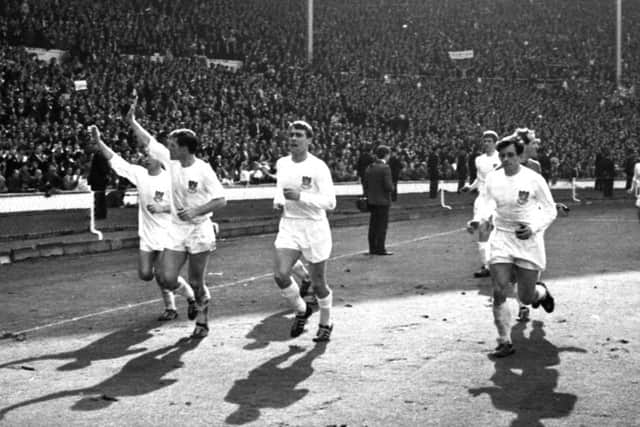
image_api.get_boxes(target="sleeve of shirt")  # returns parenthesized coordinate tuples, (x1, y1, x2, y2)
(148, 137, 170, 167)
(530, 173, 557, 234)
(477, 172, 495, 222)
(273, 159, 286, 207)
(109, 154, 140, 186)
(468, 157, 482, 190)
(202, 163, 225, 200)
(298, 161, 337, 211)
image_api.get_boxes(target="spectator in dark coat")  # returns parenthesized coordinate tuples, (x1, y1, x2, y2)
(538, 146, 552, 184)
(88, 149, 110, 219)
(624, 147, 637, 191)
(599, 148, 615, 198)
(363, 145, 394, 256)
(356, 142, 375, 196)
(456, 147, 468, 193)
(427, 147, 440, 198)
(388, 147, 403, 202)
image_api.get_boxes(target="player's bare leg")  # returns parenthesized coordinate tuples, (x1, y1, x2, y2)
(160, 250, 197, 326)
(308, 260, 333, 342)
(274, 248, 311, 337)
(489, 263, 516, 357)
(471, 221, 491, 278)
(292, 259, 315, 305)
(188, 251, 212, 338)
(139, 250, 178, 321)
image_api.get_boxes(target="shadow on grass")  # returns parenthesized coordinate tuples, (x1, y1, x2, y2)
(469, 320, 586, 427)
(225, 342, 327, 425)
(0, 324, 202, 420)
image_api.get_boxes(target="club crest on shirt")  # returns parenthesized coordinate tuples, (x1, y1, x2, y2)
(517, 190, 530, 205)
(188, 180, 198, 193)
(301, 176, 312, 189)
(153, 191, 164, 202)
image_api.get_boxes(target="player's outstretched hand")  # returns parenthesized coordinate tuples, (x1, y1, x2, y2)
(515, 223, 532, 240)
(87, 125, 100, 143)
(125, 96, 138, 123)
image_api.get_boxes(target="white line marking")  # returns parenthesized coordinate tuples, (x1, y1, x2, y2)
(11, 227, 465, 336)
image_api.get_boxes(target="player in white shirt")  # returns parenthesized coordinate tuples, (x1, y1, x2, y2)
(127, 102, 226, 339)
(627, 161, 640, 222)
(88, 125, 196, 321)
(482, 136, 557, 357)
(462, 130, 501, 278)
(273, 120, 337, 342)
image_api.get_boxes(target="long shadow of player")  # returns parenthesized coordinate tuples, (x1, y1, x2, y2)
(225, 342, 328, 425)
(469, 320, 586, 427)
(243, 310, 294, 350)
(0, 320, 157, 372)
(0, 336, 202, 420)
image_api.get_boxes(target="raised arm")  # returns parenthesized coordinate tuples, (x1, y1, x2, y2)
(125, 99, 153, 149)
(88, 125, 115, 161)
(88, 125, 139, 185)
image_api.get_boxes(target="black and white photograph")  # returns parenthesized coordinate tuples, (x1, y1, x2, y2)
(0, 1, 639, 426)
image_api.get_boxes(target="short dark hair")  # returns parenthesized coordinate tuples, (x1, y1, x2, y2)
(375, 145, 390, 159)
(289, 120, 313, 138)
(168, 129, 199, 153)
(496, 136, 524, 155)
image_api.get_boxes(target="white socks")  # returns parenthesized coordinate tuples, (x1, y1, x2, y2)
(534, 283, 547, 302)
(281, 279, 307, 313)
(317, 290, 333, 326)
(478, 241, 490, 267)
(161, 289, 176, 310)
(493, 301, 511, 344)
(175, 276, 195, 301)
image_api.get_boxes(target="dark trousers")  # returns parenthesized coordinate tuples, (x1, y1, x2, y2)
(602, 178, 614, 198)
(94, 190, 107, 219)
(429, 178, 439, 198)
(368, 204, 390, 254)
(391, 182, 398, 202)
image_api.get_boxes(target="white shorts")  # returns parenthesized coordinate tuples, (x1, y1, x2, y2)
(489, 227, 546, 271)
(164, 220, 216, 254)
(275, 218, 332, 263)
(140, 237, 165, 253)
(472, 192, 496, 223)
(635, 197, 640, 208)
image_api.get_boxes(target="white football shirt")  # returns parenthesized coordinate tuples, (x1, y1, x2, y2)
(485, 166, 556, 234)
(149, 138, 225, 224)
(274, 153, 336, 221)
(110, 154, 171, 242)
(471, 151, 500, 194)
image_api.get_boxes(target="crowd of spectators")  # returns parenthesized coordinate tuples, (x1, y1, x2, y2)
(1, 0, 639, 194)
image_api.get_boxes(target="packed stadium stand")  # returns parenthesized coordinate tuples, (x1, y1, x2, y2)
(1, 0, 638, 193)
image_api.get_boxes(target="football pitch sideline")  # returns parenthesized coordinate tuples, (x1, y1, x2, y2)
(1, 204, 639, 427)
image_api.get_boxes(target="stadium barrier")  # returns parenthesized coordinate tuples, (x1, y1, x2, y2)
(0, 179, 628, 239)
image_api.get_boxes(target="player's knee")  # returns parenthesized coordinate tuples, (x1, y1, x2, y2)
(138, 270, 154, 281)
(492, 289, 507, 305)
(274, 269, 292, 286)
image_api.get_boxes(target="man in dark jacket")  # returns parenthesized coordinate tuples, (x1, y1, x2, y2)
(388, 147, 403, 202)
(88, 147, 110, 219)
(364, 145, 394, 255)
(427, 147, 440, 198)
(356, 142, 375, 195)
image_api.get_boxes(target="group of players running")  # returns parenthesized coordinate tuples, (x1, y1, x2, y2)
(89, 100, 334, 342)
(89, 95, 569, 357)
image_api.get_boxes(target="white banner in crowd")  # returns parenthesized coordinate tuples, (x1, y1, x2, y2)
(74, 80, 88, 91)
(448, 50, 474, 60)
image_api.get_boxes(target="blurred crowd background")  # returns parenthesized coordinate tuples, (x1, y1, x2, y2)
(1, 0, 638, 194)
